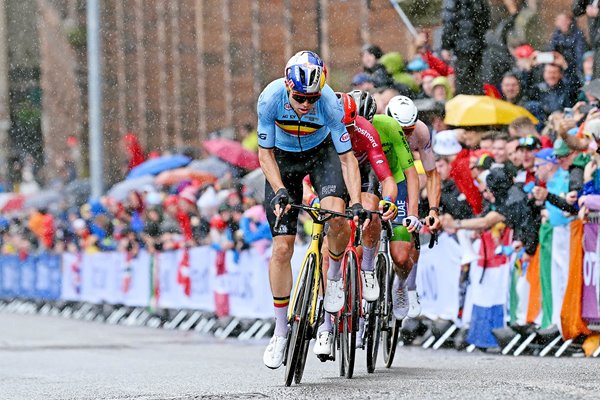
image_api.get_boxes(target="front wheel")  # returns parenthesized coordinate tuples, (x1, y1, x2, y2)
(284, 253, 316, 386)
(338, 251, 360, 379)
(365, 255, 386, 373)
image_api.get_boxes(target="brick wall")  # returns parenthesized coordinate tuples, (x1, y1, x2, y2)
(38, 0, 576, 183)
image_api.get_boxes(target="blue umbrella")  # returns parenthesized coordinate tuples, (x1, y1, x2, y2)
(108, 175, 155, 201)
(127, 154, 191, 180)
(188, 156, 234, 178)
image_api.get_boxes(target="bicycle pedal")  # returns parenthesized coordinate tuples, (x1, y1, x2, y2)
(317, 354, 330, 362)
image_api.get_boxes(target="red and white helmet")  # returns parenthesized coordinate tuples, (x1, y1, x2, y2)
(336, 92, 357, 126)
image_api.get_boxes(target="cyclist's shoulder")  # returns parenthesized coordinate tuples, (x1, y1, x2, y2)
(373, 114, 401, 131)
(258, 79, 287, 109)
(318, 84, 341, 109)
(408, 119, 432, 150)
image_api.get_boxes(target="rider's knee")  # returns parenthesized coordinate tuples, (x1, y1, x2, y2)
(271, 239, 294, 263)
(327, 216, 347, 233)
(391, 248, 410, 267)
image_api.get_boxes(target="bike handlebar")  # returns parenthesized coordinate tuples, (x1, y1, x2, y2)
(273, 203, 367, 232)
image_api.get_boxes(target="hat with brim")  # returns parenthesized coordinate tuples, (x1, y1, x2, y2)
(433, 130, 462, 156)
(552, 138, 571, 157)
(516, 135, 541, 150)
(534, 148, 558, 164)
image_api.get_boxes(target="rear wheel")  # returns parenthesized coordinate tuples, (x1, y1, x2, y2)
(284, 254, 315, 386)
(339, 251, 359, 379)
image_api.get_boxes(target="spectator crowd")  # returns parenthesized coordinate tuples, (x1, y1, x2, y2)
(3, 0, 600, 281)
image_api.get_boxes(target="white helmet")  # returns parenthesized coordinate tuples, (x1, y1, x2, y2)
(385, 95, 418, 127)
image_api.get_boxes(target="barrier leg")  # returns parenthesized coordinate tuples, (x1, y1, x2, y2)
(554, 339, 573, 357)
(513, 332, 537, 356)
(253, 321, 273, 340)
(501, 333, 522, 355)
(107, 307, 129, 325)
(238, 320, 264, 341)
(433, 324, 458, 350)
(164, 310, 188, 330)
(122, 308, 143, 326)
(466, 344, 477, 353)
(592, 344, 600, 358)
(178, 311, 203, 331)
(539, 335, 562, 357)
(215, 318, 240, 339)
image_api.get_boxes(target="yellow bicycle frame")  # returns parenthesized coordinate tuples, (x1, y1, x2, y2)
(287, 205, 324, 326)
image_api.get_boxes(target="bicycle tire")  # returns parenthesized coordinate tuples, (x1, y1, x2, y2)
(294, 263, 320, 384)
(365, 255, 386, 373)
(284, 253, 315, 386)
(381, 257, 400, 368)
(339, 251, 359, 379)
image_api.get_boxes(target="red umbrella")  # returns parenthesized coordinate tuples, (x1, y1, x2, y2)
(2, 194, 25, 213)
(202, 138, 260, 170)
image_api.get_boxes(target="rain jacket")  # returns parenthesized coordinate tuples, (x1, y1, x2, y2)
(486, 168, 539, 255)
(441, 0, 490, 55)
(379, 52, 419, 93)
(431, 76, 454, 100)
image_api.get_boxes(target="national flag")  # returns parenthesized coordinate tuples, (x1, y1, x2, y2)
(539, 222, 554, 328)
(466, 225, 512, 348)
(560, 220, 590, 339)
(526, 245, 542, 324)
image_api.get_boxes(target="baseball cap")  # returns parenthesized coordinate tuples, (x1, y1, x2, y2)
(534, 148, 558, 164)
(552, 138, 571, 157)
(517, 135, 542, 150)
(433, 130, 462, 156)
(351, 72, 373, 86)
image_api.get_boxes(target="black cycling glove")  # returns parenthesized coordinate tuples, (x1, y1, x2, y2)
(350, 202, 370, 224)
(270, 188, 291, 211)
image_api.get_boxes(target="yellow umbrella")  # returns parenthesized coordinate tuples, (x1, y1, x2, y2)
(444, 95, 538, 126)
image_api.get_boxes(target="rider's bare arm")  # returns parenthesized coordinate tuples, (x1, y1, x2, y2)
(258, 147, 285, 193)
(339, 151, 363, 206)
(404, 166, 420, 217)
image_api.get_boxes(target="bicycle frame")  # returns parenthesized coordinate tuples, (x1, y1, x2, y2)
(287, 206, 325, 326)
(340, 219, 363, 319)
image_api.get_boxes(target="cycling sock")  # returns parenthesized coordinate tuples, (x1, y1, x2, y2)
(327, 249, 344, 281)
(407, 264, 417, 291)
(361, 245, 376, 272)
(273, 296, 290, 337)
(318, 311, 334, 333)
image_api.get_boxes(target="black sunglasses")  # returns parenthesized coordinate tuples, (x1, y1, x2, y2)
(292, 93, 320, 104)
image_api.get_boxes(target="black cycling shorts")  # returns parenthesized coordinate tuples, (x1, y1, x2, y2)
(264, 136, 348, 237)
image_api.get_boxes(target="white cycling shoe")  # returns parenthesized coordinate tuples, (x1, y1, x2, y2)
(313, 331, 333, 356)
(361, 270, 380, 301)
(263, 335, 287, 369)
(324, 278, 345, 313)
(392, 278, 409, 320)
(407, 290, 422, 318)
